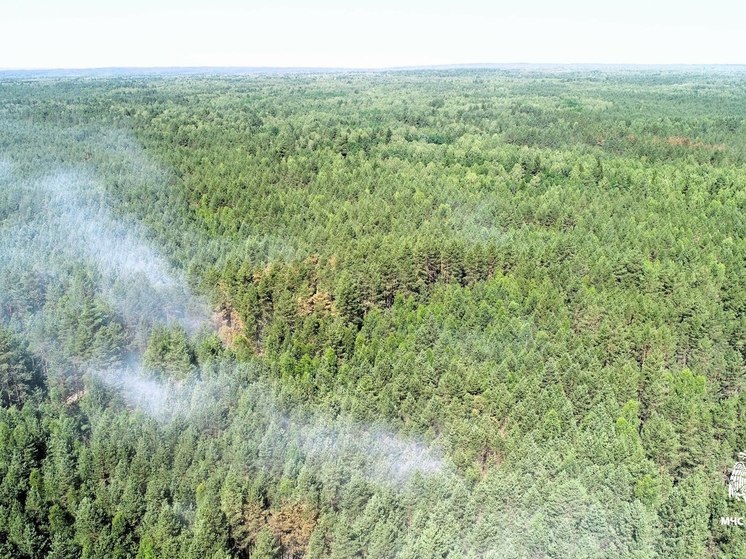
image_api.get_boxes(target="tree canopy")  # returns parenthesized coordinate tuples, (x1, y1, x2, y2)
(0, 68, 744, 558)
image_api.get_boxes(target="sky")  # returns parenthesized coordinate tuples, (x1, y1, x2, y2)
(1, 0, 745, 69)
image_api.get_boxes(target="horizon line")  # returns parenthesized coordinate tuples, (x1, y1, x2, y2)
(2, 62, 746, 75)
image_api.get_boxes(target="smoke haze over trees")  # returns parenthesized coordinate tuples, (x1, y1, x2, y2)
(0, 68, 744, 558)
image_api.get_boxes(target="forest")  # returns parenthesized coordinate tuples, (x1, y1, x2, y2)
(0, 67, 745, 558)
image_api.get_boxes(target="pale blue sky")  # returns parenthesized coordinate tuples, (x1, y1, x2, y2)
(1, 0, 744, 69)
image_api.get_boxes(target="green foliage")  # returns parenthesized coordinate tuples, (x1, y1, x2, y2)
(0, 328, 42, 407)
(253, 527, 281, 559)
(144, 327, 197, 379)
(0, 68, 745, 557)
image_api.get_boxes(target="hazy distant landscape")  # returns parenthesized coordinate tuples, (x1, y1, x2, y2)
(3, 63, 746, 78)
(0, 68, 745, 558)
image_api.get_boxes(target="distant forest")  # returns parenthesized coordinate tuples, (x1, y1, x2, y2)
(0, 69, 744, 558)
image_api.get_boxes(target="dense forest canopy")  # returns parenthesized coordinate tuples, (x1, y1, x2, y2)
(0, 68, 745, 558)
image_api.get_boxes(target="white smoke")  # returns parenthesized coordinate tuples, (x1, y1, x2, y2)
(296, 417, 446, 484)
(0, 166, 210, 335)
(91, 363, 446, 485)
(0, 133, 446, 490)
